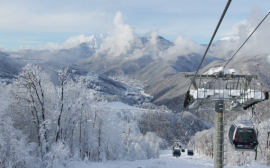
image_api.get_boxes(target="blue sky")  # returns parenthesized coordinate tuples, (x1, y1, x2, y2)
(0, 0, 270, 51)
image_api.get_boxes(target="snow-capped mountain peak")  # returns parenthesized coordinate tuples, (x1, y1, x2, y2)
(84, 34, 106, 50)
(220, 36, 239, 43)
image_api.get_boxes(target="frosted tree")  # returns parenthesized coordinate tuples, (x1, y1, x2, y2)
(11, 63, 56, 159)
(2, 63, 169, 166)
(0, 80, 37, 167)
(45, 142, 70, 168)
(54, 75, 95, 158)
(55, 68, 69, 142)
(189, 128, 214, 158)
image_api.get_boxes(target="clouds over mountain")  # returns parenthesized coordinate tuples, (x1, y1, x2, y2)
(8, 7, 269, 61)
(163, 35, 204, 59)
(38, 34, 105, 51)
(223, 7, 270, 57)
(5, 9, 270, 82)
(96, 11, 143, 58)
(92, 11, 205, 61)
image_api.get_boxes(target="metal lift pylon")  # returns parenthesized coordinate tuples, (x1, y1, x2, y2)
(184, 68, 269, 168)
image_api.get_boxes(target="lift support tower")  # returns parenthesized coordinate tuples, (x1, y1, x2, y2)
(184, 68, 269, 168)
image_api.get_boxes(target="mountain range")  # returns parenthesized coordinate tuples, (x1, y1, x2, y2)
(1, 34, 269, 117)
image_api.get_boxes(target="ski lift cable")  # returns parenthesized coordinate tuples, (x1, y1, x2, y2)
(187, 0, 232, 92)
(184, 120, 195, 136)
(183, 99, 215, 140)
(196, 127, 215, 142)
(223, 10, 270, 69)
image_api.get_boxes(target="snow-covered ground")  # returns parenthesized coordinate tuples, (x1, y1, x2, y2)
(108, 101, 147, 111)
(69, 150, 267, 168)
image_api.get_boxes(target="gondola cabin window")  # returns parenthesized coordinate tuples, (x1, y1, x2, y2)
(229, 125, 236, 142)
(235, 128, 256, 143)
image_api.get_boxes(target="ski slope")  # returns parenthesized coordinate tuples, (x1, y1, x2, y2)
(108, 101, 147, 111)
(70, 150, 267, 168)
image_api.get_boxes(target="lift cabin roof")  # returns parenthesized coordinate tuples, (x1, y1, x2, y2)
(236, 122, 254, 129)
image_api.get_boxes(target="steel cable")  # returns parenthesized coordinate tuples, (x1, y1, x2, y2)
(187, 0, 232, 91)
(223, 11, 270, 69)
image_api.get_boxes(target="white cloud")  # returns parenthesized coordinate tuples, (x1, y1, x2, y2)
(162, 34, 204, 59)
(7, 5, 269, 62)
(230, 8, 270, 57)
(96, 11, 143, 58)
(149, 31, 159, 46)
(213, 7, 270, 60)
(0, 45, 10, 52)
(18, 45, 35, 51)
(38, 34, 94, 50)
(95, 12, 204, 60)
(0, 3, 112, 33)
(222, 20, 247, 36)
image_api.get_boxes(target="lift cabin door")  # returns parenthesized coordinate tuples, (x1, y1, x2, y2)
(233, 128, 258, 151)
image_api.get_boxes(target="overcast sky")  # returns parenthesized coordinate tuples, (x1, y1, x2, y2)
(0, 0, 269, 51)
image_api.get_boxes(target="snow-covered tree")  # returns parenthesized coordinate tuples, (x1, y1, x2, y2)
(0, 80, 37, 168)
(1, 63, 169, 166)
(11, 63, 56, 159)
(55, 68, 69, 142)
(45, 141, 70, 168)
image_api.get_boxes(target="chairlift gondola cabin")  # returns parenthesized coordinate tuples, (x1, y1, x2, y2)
(187, 149, 194, 156)
(173, 147, 181, 157)
(228, 123, 258, 151)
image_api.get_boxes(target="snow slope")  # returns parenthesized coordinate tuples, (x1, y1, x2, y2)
(70, 150, 267, 168)
(108, 101, 147, 111)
